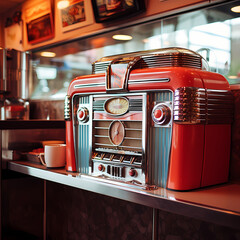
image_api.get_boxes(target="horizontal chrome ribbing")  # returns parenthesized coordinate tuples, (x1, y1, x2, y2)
(64, 95, 71, 121)
(93, 98, 142, 111)
(92, 48, 205, 74)
(173, 87, 233, 124)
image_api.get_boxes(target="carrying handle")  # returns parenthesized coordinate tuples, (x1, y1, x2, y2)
(39, 153, 46, 167)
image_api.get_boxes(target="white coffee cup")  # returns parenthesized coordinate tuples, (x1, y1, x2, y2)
(39, 144, 66, 168)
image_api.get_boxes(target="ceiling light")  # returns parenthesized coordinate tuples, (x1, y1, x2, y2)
(57, 0, 69, 9)
(228, 75, 238, 79)
(40, 52, 56, 57)
(112, 34, 133, 41)
(231, 6, 240, 13)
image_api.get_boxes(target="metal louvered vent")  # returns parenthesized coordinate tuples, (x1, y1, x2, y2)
(92, 61, 111, 74)
(173, 87, 233, 124)
(132, 54, 202, 70)
(92, 47, 206, 74)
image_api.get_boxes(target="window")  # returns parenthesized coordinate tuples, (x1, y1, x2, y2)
(31, 0, 240, 99)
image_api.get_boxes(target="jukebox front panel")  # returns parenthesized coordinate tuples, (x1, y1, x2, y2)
(73, 91, 173, 187)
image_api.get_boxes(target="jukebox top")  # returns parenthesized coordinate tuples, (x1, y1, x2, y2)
(92, 47, 209, 74)
(91, 47, 210, 92)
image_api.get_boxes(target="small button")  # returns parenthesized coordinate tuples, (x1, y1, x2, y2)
(154, 109, 162, 119)
(129, 168, 136, 177)
(78, 110, 85, 119)
(77, 107, 89, 122)
(152, 103, 171, 125)
(98, 164, 104, 172)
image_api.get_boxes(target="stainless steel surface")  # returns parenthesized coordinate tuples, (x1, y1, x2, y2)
(0, 49, 30, 99)
(0, 48, 7, 93)
(7, 161, 240, 230)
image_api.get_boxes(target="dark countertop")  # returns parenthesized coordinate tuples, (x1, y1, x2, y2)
(7, 160, 240, 230)
(0, 120, 65, 130)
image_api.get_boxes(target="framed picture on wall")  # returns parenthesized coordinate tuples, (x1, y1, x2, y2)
(59, 0, 94, 32)
(27, 14, 54, 44)
(91, 0, 145, 23)
(25, 0, 54, 44)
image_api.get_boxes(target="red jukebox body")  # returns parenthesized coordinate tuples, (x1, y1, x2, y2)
(65, 48, 233, 191)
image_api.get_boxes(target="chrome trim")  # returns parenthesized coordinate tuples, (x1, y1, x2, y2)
(64, 95, 71, 121)
(128, 78, 169, 84)
(142, 93, 148, 181)
(105, 56, 141, 92)
(89, 95, 93, 173)
(74, 83, 105, 89)
(173, 87, 233, 124)
(95, 147, 142, 156)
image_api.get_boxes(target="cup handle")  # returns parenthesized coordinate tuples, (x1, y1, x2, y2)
(39, 153, 46, 167)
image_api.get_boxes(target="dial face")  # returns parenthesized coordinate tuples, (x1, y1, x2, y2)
(109, 121, 125, 146)
(104, 97, 129, 116)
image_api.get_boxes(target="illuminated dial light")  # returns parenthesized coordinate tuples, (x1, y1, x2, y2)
(104, 97, 129, 115)
(109, 121, 125, 146)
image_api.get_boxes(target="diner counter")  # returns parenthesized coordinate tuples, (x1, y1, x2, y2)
(0, 120, 65, 130)
(7, 160, 240, 230)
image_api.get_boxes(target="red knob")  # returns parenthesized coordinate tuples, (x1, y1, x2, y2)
(78, 110, 85, 119)
(77, 107, 89, 122)
(129, 168, 136, 177)
(98, 164, 104, 171)
(154, 109, 162, 119)
(152, 104, 171, 125)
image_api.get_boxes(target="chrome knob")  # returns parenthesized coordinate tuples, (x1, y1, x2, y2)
(152, 103, 171, 125)
(77, 107, 89, 123)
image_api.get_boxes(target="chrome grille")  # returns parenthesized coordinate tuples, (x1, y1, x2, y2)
(93, 98, 142, 111)
(92, 47, 204, 74)
(173, 87, 233, 124)
(133, 54, 201, 70)
(92, 61, 111, 74)
(93, 120, 143, 154)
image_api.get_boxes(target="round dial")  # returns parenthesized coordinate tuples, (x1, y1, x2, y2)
(104, 97, 129, 116)
(109, 120, 125, 146)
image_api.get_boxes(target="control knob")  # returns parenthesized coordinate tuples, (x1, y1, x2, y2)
(129, 168, 136, 177)
(77, 107, 89, 123)
(98, 164, 104, 172)
(152, 103, 171, 125)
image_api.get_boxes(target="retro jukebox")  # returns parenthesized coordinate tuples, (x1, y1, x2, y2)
(65, 48, 233, 191)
